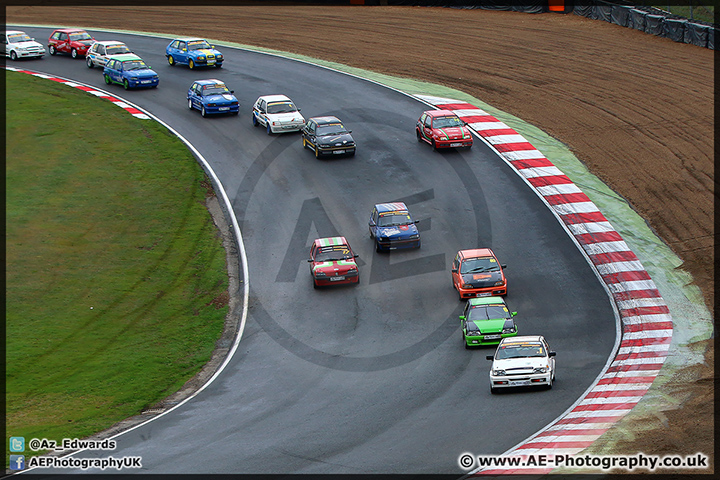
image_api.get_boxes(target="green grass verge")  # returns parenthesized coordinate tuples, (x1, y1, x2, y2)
(5, 71, 228, 456)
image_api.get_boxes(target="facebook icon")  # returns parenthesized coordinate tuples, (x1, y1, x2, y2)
(10, 455, 25, 470)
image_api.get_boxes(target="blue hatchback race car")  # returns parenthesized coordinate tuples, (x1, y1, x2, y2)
(102, 54, 158, 89)
(166, 37, 223, 69)
(187, 79, 239, 117)
(368, 202, 421, 252)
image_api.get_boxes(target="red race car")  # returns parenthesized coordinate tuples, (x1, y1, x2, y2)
(416, 109, 473, 149)
(308, 237, 359, 288)
(451, 248, 507, 300)
(48, 28, 96, 58)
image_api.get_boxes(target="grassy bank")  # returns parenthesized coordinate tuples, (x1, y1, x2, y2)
(5, 71, 229, 454)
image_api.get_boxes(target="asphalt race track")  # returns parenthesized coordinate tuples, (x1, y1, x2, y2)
(13, 26, 617, 474)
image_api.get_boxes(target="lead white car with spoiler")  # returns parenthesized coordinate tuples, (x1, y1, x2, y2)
(486, 335, 556, 393)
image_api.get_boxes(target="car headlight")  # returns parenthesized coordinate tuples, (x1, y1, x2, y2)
(197, 55, 206, 60)
(462, 283, 473, 289)
(493, 369, 506, 376)
(533, 367, 548, 374)
(502, 326, 516, 334)
(408, 234, 419, 240)
(494, 280, 505, 286)
(314, 271, 327, 277)
(348, 268, 358, 274)
(216, 54, 223, 60)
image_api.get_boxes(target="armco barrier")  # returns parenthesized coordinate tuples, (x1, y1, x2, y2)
(376, 1, 716, 50)
(573, 0, 715, 50)
(415, 95, 673, 475)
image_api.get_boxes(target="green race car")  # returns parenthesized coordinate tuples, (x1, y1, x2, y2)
(460, 296, 517, 349)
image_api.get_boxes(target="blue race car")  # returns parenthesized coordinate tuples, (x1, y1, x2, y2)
(102, 54, 158, 89)
(187, 79, 239, 117)
(368, 202, 421, 252)
(166, 37, 223, 69)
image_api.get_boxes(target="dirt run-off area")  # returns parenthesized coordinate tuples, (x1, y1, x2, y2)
(6, 4, 714, 473)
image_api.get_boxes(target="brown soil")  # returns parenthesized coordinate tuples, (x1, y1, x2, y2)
(7, 4, 714, 472)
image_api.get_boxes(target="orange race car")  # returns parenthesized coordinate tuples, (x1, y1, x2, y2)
(451, 248, 507, 300)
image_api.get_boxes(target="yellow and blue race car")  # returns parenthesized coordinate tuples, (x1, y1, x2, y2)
(166, 37, 223, 69)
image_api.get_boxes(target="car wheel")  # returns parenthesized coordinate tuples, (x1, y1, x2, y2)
(302, 138, 307, 149)
(215, 63, 222, 68)
(123, 79, 130, 90)
(201, 106, 207, 118)
(188, 98, 193, 110)
(49, 45, 56, 55)
(252, 114, 258, 126)
(350, 149, 356, 157)
(431, 138, 438, 150)
(167, 55, 175, 66)
(490, 386, 497, 394)
(313, 279, 319, 289)
(547, 377, 553, 390)
(104, 74, 111, 85)
(416, 129, 422, 142)
(315, 146, 321, 158)
(375, 241, 382, 253)
(71, 48, 78, 59)
(267, 122, 272, 135)
(10, 51, 18, 61)
(86, 56, 93, 68)
(188, 59, 195, 69)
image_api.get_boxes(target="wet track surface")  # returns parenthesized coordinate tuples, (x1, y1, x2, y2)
(13, 26, 617, 474)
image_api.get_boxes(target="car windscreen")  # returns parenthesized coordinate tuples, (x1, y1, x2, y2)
(69, 32, 93, 41)
(202, 85, 230, 95)
(122, 60, 148, 71)
(8, 33, 32, 42)
(266, 102, 297, 114)
(377, 213, 412, 227)
(187, 40, 211, 50)
(106, 45, 131, 55)
(460, 256, 500, 274)
(316, 123, 347, 136)
(433, 116, 464, 129)
(495, 344, 546, 360)
(314, 246, 353, 262)
(468, 305, 509, 321)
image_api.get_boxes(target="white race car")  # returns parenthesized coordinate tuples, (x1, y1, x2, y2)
(252, 94, 305, 134)
(4, 30, 45, 60)
(86, 41, 132, 68)
(486, 335, 556, 393)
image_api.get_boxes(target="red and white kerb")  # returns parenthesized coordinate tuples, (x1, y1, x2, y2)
(5, 66, 151, 120)
(415, 95, 673, 474)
